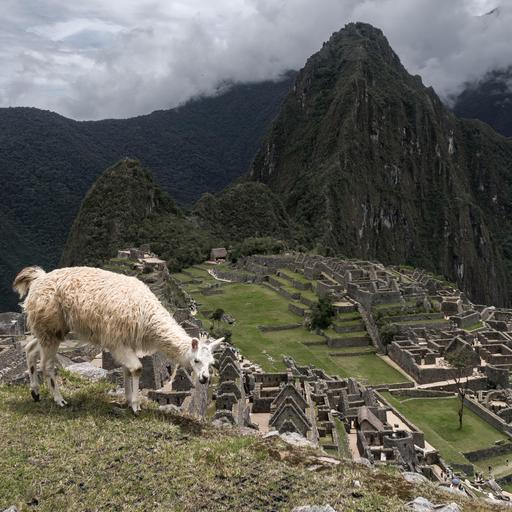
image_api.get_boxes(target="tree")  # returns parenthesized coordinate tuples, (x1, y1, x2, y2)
(210, 308, 225, 328)
(310, 297, 335, 331)
(380, 323, 400, 347)
(444, 349, 475, 430)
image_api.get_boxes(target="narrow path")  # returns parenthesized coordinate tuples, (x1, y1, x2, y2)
(207, 268, 232, 283)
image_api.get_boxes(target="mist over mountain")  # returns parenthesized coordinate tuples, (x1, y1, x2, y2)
(454, 67, 512, 138)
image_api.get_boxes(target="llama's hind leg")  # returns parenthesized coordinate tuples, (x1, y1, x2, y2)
(112, 348, 142, 415)
(25, 337, 41, 401)
(40, 341, 67, 407)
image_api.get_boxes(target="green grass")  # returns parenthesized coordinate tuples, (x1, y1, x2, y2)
(472, 450, 512, 478)
(332, 318, 363, 327)
(391, 318, 449, 327)
(329, 346, 376, 354)
(298, 288, 318, 302)
(277, 268, 312, 284)
(465, 321, 484, 332)
(335, 418, 351, 458)
(265, 327, 324, 344)
(192, 281, 406, 384)
(335, 311, 361, 321)
(381, 393, 508, 466)
(0, 379, 428, 512)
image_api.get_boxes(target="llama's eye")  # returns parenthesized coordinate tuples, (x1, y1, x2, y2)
(194, 359, 200, 364)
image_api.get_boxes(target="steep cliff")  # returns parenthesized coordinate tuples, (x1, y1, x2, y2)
(250, 22, 512, 306)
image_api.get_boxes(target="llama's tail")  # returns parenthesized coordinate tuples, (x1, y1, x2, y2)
(13, 266, 46, 299)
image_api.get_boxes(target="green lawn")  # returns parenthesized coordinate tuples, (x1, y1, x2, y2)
(336, 311, 361, 321)
(465, 321, 484, 332)
(381, 393, 508, 465)
(277, 268, 312, 284)
(183, 275, 407, 384)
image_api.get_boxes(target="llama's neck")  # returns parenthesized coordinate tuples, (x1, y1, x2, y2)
(150, 312, 192, 365)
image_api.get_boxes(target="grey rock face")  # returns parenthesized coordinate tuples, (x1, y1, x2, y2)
(67, 362, 108, 381)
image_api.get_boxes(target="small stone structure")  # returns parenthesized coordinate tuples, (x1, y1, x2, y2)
(0, 312, 25, 336)
(210, 248, 227, 261)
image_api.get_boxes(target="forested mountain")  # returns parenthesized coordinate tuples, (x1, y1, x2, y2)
(249, 23, 512, 306)
(0, 76, 293, 310)
(61, 159, 217, 270)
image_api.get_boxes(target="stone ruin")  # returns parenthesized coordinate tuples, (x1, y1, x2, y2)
(0, 312, 25, 336)
(0, 337, 26, 384)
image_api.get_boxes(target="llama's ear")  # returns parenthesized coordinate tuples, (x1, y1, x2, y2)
(209, 337, 225, 351)
(191, 337, 199, 351)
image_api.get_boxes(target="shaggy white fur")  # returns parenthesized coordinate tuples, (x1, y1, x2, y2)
(13, 266, 223, 413)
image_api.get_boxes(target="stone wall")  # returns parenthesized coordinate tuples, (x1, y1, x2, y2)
(371, 382, 415, 391)
(463, 442, 512, 462)
(258, 323, 302, 332)
(214, 270, 256, 283)
(390, 389, 454, 398)
(375, 391, 425, 448)
(359, 305, 385, 352)
(326, 336, 370, 348)
(288, 302, 307, 317)
(464, 397, 512, 437)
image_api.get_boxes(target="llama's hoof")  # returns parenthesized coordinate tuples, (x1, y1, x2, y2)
(131, 404, 141, 416)
(31, 390, 40, 402)
(55, 398, 68, 407)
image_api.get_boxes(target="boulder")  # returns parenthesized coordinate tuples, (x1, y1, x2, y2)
(403, 472, 428, 484)
(66, 362, 108, 381)
(407, 497, 433, 511)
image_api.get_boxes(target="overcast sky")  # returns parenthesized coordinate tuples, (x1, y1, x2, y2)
(1, 0, 510, 120)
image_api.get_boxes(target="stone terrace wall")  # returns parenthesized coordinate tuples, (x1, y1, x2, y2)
(463, 442, 512, 462)
(464, 397, 512, 437)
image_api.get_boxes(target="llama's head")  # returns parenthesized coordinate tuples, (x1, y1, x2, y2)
(187, 336, 224, 384)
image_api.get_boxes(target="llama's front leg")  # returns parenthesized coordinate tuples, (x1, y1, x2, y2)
(169, 364, 179, 391)
(112, 349, 142, 415)
(25, 337, 41, 401)
(123, 366, 133, 407)
(40, 342, 67, 407)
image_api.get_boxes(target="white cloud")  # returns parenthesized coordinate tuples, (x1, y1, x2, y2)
(0, 0, 510, 119)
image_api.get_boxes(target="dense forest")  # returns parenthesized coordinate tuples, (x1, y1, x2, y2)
(0, 76, 294, 310)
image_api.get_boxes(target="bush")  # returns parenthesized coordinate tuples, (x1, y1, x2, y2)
(380, 323, 400, 347)
(310, 297, 335, 330)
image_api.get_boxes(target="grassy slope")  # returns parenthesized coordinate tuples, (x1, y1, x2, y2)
(0, 377, 500, 511)
(1, 377, 428, 512)
(181, 266, 406, 384)
(382, 393, 507, 465)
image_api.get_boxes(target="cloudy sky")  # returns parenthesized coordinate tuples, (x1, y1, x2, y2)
(1, 0, 510, 120)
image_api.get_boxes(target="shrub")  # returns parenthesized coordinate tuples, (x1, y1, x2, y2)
(310, 297, 335, 330)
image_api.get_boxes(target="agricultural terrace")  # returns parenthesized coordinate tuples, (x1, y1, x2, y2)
(174, 264, 407, 385)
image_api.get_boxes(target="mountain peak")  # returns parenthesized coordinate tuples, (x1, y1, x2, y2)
(250, 23, 512, 306)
